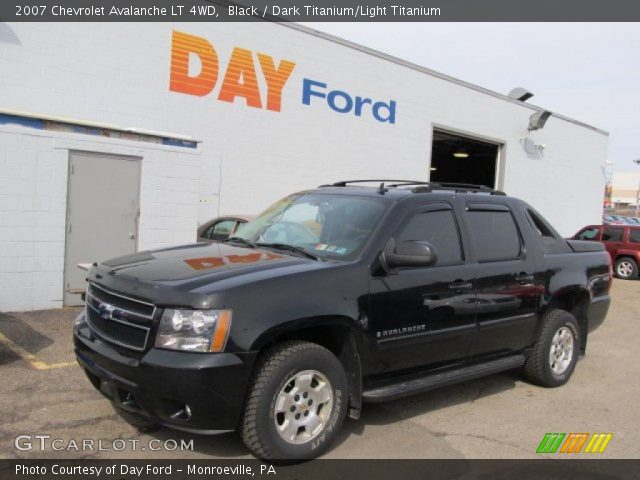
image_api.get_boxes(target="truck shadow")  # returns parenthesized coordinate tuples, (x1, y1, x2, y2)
(144, 428, 249, 458)
(336, 369, 521, 445)
(135, 369, 520, 458)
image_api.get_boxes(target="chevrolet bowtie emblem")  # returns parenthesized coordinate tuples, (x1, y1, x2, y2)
(98, 303, 117, 320)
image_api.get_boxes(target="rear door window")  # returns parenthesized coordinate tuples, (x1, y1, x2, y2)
(629, 229, 640, 244)
(602, 227, 624, 242)
(466, 206, 522, 262)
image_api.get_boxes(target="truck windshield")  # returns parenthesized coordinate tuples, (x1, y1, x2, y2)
(232, 193, 386, 259)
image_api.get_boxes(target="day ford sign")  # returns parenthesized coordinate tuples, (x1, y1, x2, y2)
(169, 30, 397, 124)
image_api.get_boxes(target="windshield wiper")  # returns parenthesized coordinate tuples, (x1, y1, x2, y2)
(256, 243, 319, 260)
(223, 237, 256, 248)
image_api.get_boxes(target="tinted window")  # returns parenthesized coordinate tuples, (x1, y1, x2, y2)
(212, 220, 236, 236)
(602, 228, 623, 242)
(527, 209, 556, 239)
(526, 209, 570, 254)
(203, 224, 216, 238)
(577, 227, 600, 241)
(396, 209, 462, 265)
(630, 229, 640, 244)
(467, 210, 521, 262)
(204, 220, 236, 240)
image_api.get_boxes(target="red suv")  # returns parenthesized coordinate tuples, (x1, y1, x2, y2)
(574, 225, 640, 279)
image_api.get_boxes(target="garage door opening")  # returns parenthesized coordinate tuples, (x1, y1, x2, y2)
(429, 130, 500, 188)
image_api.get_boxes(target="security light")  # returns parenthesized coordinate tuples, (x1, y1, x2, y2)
(508, 87, 534, 102)
(522, 138, 538, 155)
(528, 110, 552, 131)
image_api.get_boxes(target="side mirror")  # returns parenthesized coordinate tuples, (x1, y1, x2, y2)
(384, 240, 437, 269)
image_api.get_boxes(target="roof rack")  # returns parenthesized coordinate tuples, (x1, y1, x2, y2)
(321, 180, 506, 196)
(425, 182, 507, 196)
(327, 180, 429, 187)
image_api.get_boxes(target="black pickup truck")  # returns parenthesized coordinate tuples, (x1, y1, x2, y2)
(74, 180, 611, 460)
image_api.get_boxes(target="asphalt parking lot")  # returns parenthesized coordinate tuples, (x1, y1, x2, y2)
(0, 279, 638, 460)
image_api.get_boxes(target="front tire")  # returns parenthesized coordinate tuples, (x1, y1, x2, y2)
(524, 309, 580, 387)
(240, 341, 347, 461)
(615, 257, 638, 280)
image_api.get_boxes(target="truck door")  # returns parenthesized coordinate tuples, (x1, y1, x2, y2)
(602, 226, 625, 260)
(368, 202, 476, 374)
(464, 203, 541, 358)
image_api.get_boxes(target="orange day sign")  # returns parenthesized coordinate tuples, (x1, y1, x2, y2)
(169, 30, 296, 112)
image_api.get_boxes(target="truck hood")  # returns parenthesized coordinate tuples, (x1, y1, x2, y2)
(99, 242, 314, 282)
(88, 242, 327, 306)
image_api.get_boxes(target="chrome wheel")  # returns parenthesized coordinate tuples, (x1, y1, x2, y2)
(549, 326, 574, 375)
(273, 370, 333, 445)
(617, 261, 634, 278)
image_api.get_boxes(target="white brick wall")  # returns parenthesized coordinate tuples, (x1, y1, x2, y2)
(0, 22, 608, 310)
(0, 125, 202, 311)
(0, 130, 64, 310)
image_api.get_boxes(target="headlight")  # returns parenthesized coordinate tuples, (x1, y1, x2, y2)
(155, 309, 232, 353)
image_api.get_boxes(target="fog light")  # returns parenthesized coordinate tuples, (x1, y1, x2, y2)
(170, 404, 192, 421)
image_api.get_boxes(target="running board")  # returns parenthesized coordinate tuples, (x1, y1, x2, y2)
(362, 355, 525, 403)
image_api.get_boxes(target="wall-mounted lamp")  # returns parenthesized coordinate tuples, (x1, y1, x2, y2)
(528, 109, 552, 131)
(508, 87, 534, 102)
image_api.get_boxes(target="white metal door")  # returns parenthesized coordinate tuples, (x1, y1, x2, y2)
(64, 152, 140, 305)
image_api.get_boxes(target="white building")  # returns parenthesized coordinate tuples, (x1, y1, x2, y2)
(611, 172, 640, 207)
(0, 22, 609, 311)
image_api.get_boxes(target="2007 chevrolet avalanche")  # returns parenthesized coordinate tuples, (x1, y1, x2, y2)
(74, 180, 611, 460)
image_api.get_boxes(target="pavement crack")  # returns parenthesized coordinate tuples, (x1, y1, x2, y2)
(441, 431, 531, 453)
(40, 414, 118, 430)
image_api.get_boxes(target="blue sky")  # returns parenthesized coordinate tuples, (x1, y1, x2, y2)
(302, 23, 640, 172)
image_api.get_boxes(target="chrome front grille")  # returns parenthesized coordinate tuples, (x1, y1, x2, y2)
(85, 283, 156, 351)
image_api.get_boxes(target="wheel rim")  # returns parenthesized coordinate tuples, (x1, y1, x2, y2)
(549, 326, 574, 375)
(617, 261, 634, 278)
(273, 370, 333, 445)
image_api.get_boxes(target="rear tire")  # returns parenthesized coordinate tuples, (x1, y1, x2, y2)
(524, 309, 580, 387)
(615, 257, 638, 280)
(240, 341, 347, 461)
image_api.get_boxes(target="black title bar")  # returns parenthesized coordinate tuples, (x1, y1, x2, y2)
(2, 459, 640, 480)
(1, 0, 640, 22)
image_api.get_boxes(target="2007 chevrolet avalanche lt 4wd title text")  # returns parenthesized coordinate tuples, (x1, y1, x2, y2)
(73, 180, 612, 460)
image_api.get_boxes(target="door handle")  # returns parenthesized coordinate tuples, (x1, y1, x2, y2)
(515, 273, 534, 284)
(449, 281, 473, 291)
(129, 233, 136, 239)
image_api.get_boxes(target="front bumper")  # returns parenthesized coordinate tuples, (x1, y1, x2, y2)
(74, 312, 257, 433)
